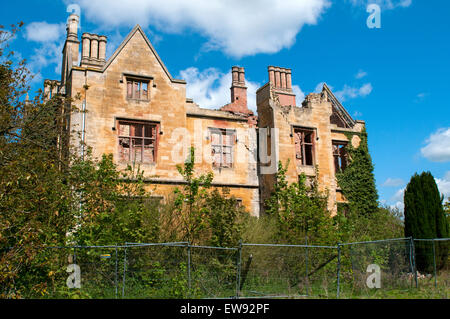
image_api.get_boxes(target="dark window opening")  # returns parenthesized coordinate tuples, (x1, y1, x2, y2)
(294, 128, 315, 166)
(333, 142, 348, 173)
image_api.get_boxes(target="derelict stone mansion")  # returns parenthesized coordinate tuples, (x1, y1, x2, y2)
(44, 14, 366, 217)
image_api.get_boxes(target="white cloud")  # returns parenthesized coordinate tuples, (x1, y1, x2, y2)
(335, 83, 372, 101)
(414, 92, 427, 103)
(391, 187, 405, 202)
(383, 177, 405, 187)
(389, 187, 405, 212)
(25, 22, 65, 43)
(420, 128, 450, 162)
(23, 21, 66, 79)
(355, 69, 367, 79)
(348, 0, 412, 10)
(314, 82, 326, 93)
(390, 201, 405, 212)
(70, 0, 331, 58)
(179, 67, 260, 113)
(436, 171, 450, 201)
(292, 85, 306, 103)
(359, 83, 373, 95)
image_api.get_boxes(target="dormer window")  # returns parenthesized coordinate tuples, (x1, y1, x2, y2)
(126, 78, 150, 101)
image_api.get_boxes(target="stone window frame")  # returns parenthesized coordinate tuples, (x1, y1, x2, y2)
(209, 128, 237, 169)
(117, 118, 160, 164)
(293, 127, 316, 167)
(332, 140, 348, 173)
(122, 73, 153, 102)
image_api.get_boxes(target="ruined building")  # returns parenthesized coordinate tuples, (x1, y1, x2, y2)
(45, 14, 367, 217)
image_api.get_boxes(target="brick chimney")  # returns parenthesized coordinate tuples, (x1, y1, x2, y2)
(267, 65, 296, 106)
(221, 66, 251, 115)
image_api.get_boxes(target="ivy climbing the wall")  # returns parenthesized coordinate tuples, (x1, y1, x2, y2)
(336, 129, 379, 216)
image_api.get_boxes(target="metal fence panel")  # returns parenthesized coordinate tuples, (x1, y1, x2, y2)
(414, 239, 449, 297)
(122, 244, 187, 298)
(188, 246, 238, 298)
(239, 244, 338, 298)
(2, 237, 448, 299)
(338, 238, 415, 298)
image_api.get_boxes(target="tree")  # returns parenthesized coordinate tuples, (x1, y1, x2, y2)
(173, 147, 214, 245)
(404, 172, 449, 271)
(69, 152, 160, 246)
(0, 23, 79, 298)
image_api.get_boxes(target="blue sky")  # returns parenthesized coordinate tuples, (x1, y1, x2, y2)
(2, 0, 449, 210)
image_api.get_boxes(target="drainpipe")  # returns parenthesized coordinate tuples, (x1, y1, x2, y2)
(81, 69, 88, 160)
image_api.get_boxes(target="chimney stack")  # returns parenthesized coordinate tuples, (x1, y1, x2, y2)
(66, 14, 79, 41)
(221, 66, 250, 115)
(81, 33, 108, 68)
(267, 65, 296, 106)
(230, 66, 247, 109)
(61, 14, 80, 84)
(268, 66, 293, 92)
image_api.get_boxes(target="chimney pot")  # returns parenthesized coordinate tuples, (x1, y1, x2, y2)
(286, 69, 292, 90)
(66, 14, 79, 40)
(98, 35, 107, 62)
(280, 68, 287, 90)
(90, 35, 99, 60)
(274, 67, 281, 89)
(238, 67, 245, 84)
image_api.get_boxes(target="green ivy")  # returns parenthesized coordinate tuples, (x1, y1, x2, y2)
(335, 129, 378, 216)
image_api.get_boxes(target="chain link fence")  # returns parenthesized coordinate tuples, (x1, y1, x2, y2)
(238, 243, 338, 298)
(338, 238, 416, 298)
(1, 237, 448, 299)
(413, 239, 449, 294)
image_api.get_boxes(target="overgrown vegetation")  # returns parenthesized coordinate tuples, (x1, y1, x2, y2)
(264, 160, 336, 245)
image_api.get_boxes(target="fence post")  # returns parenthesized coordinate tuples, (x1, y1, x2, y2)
(305, 236, 309, 296)
(432, 239, 437, 288)
(236, 240, 242, 299)
(337, 243, 341, 299)
(115, 245, 118, 299)
(187, 242, 191, 297)
(122, 246, 127, 298)
(410, 237, 418, 288)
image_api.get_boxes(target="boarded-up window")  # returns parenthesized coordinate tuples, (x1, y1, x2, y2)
(210, 128, 236, 168)
(126, 79, 150, 100)
(294, 128, 315, 166)
(333, 141, 348, 173)
(118, 120, 158, 163)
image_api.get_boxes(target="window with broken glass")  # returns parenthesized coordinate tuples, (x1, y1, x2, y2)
(210, 128, 236, 168)
(126, 79, 149, 100)
(294, 128, 315, 166)
(333, 141, 348, 173)
(118, 120, 158, 163)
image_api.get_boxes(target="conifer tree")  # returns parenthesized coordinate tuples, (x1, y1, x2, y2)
(404, 172, 449, 271)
